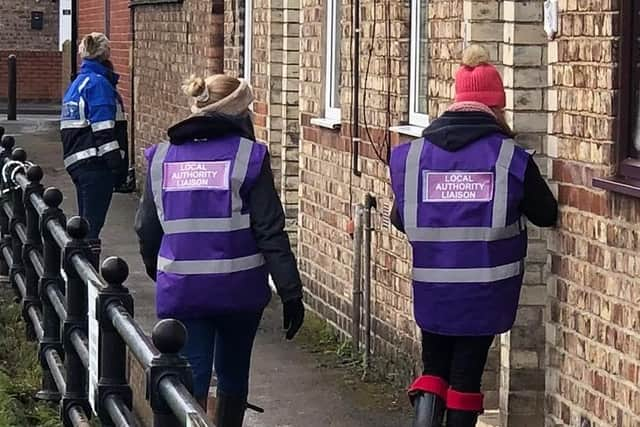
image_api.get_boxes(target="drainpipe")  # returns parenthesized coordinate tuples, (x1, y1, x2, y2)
(351, 0, 361, 176)
(351, 205, 364, 351)
(362, 194, 376, 378)
(70, 0, 78, 80)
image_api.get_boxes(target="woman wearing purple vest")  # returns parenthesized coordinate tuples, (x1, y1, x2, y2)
(389, 46, 557, 427)
(135, 75, 304, 426)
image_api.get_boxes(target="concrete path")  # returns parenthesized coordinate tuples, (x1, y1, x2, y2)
(9, 125, 411, 427)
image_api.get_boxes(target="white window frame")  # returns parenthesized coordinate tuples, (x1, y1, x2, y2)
(409, 0, 429, 127)
(323, 0, 341, 122)
(243, 0, 252, 83)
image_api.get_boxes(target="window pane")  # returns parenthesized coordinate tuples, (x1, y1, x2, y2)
(632, 4, 640, 154)
(332, 2, 341, 108)
(415, 0, 429, 115)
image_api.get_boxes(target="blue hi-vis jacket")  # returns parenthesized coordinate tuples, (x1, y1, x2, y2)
(60, 60, 128, 178)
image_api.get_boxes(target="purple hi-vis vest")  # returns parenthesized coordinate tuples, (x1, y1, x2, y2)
(146, 137, 271, 319)
(390, 134, 530, 336)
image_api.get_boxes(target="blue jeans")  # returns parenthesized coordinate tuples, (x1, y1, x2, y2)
(180, 312, 263, 399)
(71, 167, 114, 239)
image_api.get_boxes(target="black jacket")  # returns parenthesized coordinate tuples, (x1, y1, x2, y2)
(391, 111, 558, 231)
(134, 113, 303, 303)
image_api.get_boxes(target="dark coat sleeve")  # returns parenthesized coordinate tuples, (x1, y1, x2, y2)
(134, 172, 163, 280)
(249, 155, 303, 303)
(519, 157, 558, 227)
(390, 201, 405, 233)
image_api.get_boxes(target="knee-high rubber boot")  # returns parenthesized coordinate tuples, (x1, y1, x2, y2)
(445, 389, 483, 427)
(214, 390, 246, 427)
(408, 376, 449, 427)
(413, 392, 446, 427)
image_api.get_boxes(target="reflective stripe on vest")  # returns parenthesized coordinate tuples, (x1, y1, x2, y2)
(150, 138, 254, 234)
(157, 253, 265, 275)
(63, 140, 121, 168)
(413, 260, 523, 283)
(403, 138, 520, 242)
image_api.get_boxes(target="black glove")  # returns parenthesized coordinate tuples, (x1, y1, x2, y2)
(282, 298, 305, 340)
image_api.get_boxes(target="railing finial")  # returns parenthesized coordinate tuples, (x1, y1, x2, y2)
(11, 147, 27, 162)
(101, 256, 129, 288)
(152, 319, 187, 355)
(66, 216, 89, 240)
(43, 187, 63, 208)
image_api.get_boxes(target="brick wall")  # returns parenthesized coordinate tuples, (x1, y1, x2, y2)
(77, 0, 132, 112)
(546, 1, 640, 426)
(224, 0, 300, 243)
(132, 1, 224, 175)
(0, 0, 58, 51)
(0, 0, 60, 102)
(0, 51, 62, 102)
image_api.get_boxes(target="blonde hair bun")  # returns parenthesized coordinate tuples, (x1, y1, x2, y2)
(462, 45, 490, 68)
(79, 32, 110, 61)
(183, 75, 207, 98)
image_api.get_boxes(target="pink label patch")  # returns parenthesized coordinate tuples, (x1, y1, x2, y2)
(163, 161, 230, 192)
(423, 171, 494, 203)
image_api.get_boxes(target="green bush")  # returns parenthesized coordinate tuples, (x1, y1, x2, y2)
(0, 289, 60, 426)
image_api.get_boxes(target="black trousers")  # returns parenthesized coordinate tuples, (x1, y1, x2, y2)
(421, 331, 494, 393)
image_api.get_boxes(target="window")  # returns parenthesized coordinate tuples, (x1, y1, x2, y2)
(409, 0, 429, 127)
(593, 1, 640, 195)
(323, 0, 341, 122)
(243, 0, 252, 83)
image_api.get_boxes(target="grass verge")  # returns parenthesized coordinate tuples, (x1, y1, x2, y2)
(295, 310, 414, 416)
(0, 287, 61, 426)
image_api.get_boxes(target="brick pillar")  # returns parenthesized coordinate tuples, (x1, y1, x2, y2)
(462, 0, 505, 411)
(267, 0, 300, 245)
(500, 1, 547, 426)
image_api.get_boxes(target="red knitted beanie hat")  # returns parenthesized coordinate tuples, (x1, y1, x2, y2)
(454, 45, 506, 108)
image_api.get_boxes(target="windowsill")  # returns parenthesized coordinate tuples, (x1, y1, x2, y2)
(389, 124, 425, 138)
(593, 175, 640, 198)
(310, 117, 341, 130)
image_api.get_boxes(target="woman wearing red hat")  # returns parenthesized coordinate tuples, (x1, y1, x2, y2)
(389, 45, 558, 426)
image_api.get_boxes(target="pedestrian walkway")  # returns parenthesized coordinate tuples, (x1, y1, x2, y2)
(13, 125, 411, 427)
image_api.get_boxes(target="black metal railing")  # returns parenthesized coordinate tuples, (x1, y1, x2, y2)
(0, 135, 214, 427)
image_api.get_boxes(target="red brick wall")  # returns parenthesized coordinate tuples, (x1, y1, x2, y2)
(77, 0, 131, 113)
(546, 1, 640, 425)
(0, 51, 62, 102)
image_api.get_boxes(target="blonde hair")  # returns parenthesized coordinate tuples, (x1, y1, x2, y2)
(182, 74, 253, 116)
(461, 45, 490, 68)
(79, 32, 110, 61)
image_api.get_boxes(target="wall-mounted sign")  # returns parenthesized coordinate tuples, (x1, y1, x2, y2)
(63, 9, 71, 15)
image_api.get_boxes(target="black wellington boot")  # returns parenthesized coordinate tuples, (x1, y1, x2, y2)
(413, 392, 446, 427)
(214, 390, 247, 427)
(445, 409, 478, 427)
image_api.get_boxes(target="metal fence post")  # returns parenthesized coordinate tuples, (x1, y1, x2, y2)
(37, 186, 66, 402)
(95, 256, 133, 425)
(22, 166, 44, 344)
(61, 216, 93, 426)
(148, 319, 194, 427)
(7, 55, 17, 121)
(9, 148, 28, 330)
(0, 136, 14, 281)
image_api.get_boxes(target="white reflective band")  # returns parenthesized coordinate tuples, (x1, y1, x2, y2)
(413, 260, 523, 283)
(403, 139, 424, 229)
(98, 141, 120, 156)
(492, 140, 515, 227)
(78, 77, 91, 92)
(91, 120, 116, 132)
(157, 253, 265, 275)
(151, 143, 171, 222)
(231, 138, 253, 214)
(60, 119, 89, 130)
(63, 148, 98, 168)
(406, 220, 522, 242)
(163, 214, 250, 234)
(150, 138, 256, 234)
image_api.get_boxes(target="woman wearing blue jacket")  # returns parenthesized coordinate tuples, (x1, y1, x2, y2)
(60, 33, 128, 241)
